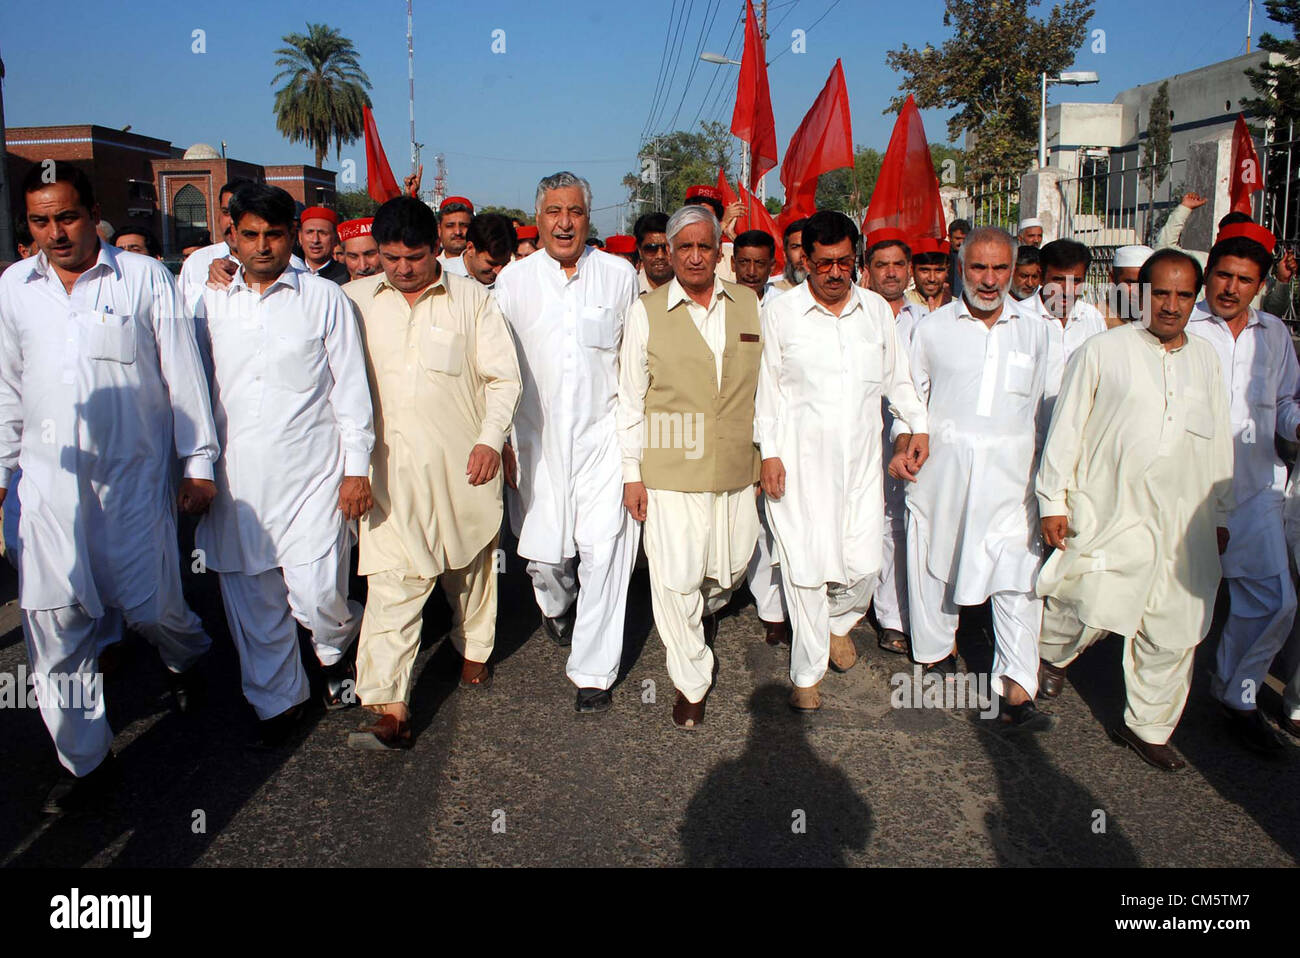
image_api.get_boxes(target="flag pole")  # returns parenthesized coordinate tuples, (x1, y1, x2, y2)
(407, 0, 417, 174)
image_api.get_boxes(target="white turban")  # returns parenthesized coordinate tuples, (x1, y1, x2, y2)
(1113, 245, 1154, 269)
(1018, 217, 1043, 232)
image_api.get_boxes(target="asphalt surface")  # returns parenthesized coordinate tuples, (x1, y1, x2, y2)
(0, 525, 1298, 868)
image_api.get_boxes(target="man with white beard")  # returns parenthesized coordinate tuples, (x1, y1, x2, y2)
(904, 226, 1051, 728)
(494, 172, 640, 714)
(758, 212, 929, 710)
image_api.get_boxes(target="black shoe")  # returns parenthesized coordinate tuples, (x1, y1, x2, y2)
(575, 687, 612, 714)
(703, 613, 719, 646)
(321, 644, 358, 711)
(997, 695, 1054, 731)
(542, 607, 576, 648)
(247, 703, 306, 751)
(165, 660, 206, 715)
(1109, 724, 1186, 771)
(1222, 705, 1286, 756)
(922, 653, 959, 681)
(42, 752, 118, 815)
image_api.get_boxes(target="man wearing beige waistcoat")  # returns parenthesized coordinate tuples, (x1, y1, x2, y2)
(344, 196, 521, 750)
(618, 205, 763, 730)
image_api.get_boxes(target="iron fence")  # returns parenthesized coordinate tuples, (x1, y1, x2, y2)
(1056, 155, 1188, 248)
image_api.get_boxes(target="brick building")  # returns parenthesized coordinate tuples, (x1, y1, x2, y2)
(5, 124, 336, 257)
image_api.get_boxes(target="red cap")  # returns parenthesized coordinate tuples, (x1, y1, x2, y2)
(300, 206, 338, 226)
(515, 225, 539, 241)
(604, 234, 636, 255)
(685, 185, 723, 203)
(911, 236, 951, 256)
(865, 227, 912, 251)
(1215, 221, 1276, 254)
(440, 195, 474, 213)
(338, 218, 373, 242)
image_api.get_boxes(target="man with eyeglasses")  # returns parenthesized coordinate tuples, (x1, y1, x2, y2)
(757, 211, 928, 712)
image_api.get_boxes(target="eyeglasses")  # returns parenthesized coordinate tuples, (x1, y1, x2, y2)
(809, 257, 855, 275)
(640, 243, 667, 254)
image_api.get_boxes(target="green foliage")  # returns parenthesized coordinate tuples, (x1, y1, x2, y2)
(1243, 0, 1300, 128)
(1143, 82, 1173, 198)
(885, 0, 1095, 185)
(764, 197, 782, 215)
(816, 147, 882, 214)
(272, 23, 373, 169)
(335, 190, 377, 220)
(478, 205, 533, 224)
(625, 122, 736, 213)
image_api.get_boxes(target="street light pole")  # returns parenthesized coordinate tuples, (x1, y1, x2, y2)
(1039, 71, 1100, 169)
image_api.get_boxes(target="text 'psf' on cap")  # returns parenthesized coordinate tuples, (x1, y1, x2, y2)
(338, 218, 373, 242)
(604, 235, 636, 255)
(300, 206, 339, 226)
(440, 196, 474, 213)
(1215, 221, 1277, 254)
(1112, 245, 1153, 269)
(685, 185, 723, 203)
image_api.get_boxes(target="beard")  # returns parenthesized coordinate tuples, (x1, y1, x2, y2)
(785, 262, 808, 284)
(963, 283, 1009, 312)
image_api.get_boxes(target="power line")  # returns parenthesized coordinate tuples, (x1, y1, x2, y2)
(769, 0, 843, 66)
(689, 6, 744, 132)
(647, 0, 698, 137)
(640, 1, 683, 143)
(441, 150, 633, 165)
(664, 0, 726, 133)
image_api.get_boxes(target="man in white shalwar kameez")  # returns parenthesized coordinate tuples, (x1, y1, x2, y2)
(344, 197, 521, 750)
(619, 206, 762, 728)
(494, 172, 640, 714)
(194, 184, 375, 747)
(1037, 250, 1234, 770)
(759, 213, 929, 711)
(862, 227, 931, 658)
(1187, 224, 1300, 755)
(0, 167, 219, 812)
(905, 226, 1051, 728)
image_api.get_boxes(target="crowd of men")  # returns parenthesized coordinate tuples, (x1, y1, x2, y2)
(4, 157, 1300, 816)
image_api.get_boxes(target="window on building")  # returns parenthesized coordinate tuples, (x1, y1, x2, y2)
(173, 184, 208, 249)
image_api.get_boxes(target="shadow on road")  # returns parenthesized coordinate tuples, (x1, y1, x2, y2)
(680, 683, 871, 866)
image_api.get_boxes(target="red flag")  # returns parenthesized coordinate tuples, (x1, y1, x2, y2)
(739, 183, 785, 273)
(777, 59, 854, 232)
(717, 167, 739, 211)
(730, 0, 777, 192)
(364, 106, 402, 204)
(862, 95, 948, 243)
(1230, 114, 1262, 216)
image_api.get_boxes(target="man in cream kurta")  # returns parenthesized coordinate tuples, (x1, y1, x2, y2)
(195, 184, 375, 739)
(758, 213, 928, 709)
(1037, 250, 1234, 770)
(494, 173, 640, 713)
(619, 206, 761, 727)
(905, 227, 1050, 726)
(344, 198, 520, 747)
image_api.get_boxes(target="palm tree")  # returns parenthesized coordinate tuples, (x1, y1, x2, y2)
(272, 23, 372, 170)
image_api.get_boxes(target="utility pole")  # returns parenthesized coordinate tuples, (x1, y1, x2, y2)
(758, 0, 768, 204)
(1247, 0, 1254, 53)
(432, 153, 447, 208)
(407, 0, 418, 173)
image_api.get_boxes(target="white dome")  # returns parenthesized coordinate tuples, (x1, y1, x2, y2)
(183, 143, 221, 160)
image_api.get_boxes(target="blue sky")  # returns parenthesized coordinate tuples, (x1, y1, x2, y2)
(1, 0, 1264, 234)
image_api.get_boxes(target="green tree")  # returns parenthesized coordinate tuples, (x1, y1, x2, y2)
(1142, 81, 1173, 241)
(1243, 0, 1300, 129)
(624, 122, 735, 214)
(273, 23, 373, 169)
(478, 205, 533, 224)
(885, 0, 1095, 186)
(930, 144, 966, 188)
(815, 147, 883, 214)
(335, 189, 377, 220)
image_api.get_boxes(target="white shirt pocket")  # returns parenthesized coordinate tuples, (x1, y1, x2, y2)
(84, 311, 137, 365)
(1005, 351, 1034, 396)
(578, 306, 616, 349)
(1185, 395, 1215, 439)
(419, 325, 466, 376)
(274, 334, 324, 392)
(853, 338, 883, 383)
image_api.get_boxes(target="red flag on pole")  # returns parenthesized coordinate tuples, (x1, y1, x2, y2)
(364, 106, 402, 204)
(730, 0, 777, 192)
(717, 167, 740, 210)
(1229, 114, 1262, 216)
(862, 95, 948, 242)
(777, 59, 854, 232)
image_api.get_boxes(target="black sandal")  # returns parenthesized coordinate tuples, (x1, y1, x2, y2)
(877, 628, 910, 656)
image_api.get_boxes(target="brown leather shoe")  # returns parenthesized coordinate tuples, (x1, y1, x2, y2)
(1038, 659, 1067, 699)
(789, 682, 822, 712)
(347, 712, 412, 750)
(828, 632, 858, 673)
(672, 691, 706, 729)
(762, 619, 790, 646)
(1108, 724, 1185, 771)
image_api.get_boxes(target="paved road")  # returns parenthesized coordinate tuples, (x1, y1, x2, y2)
(0, 535, 1297, 868)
